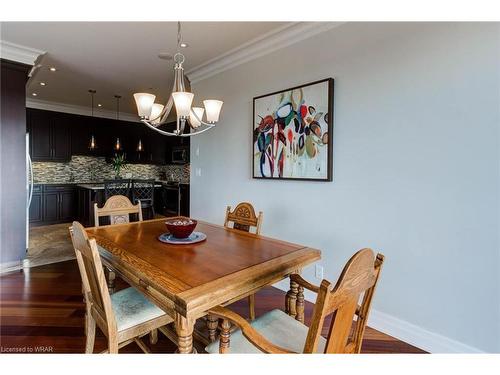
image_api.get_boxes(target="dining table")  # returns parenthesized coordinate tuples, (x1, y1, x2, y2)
(85, 218, 321, 353)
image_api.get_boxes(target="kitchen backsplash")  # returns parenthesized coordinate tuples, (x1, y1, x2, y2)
(33, 155, 190, 184)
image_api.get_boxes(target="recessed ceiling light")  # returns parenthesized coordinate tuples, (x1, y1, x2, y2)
(39, 82, 46, 86)
(49, 67, 57, 72)
(97, 104, 102, 107)
(32, 93, 37, 96)
(180, 42, 188, 48)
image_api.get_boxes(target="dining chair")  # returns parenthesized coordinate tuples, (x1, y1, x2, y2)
(205, 248, 385, 354)
(104, 179, 131, 200)
(94, 195, 142, 293)
(93, 195, 142, 294)
(94, 195, 143, 228)
(69, 221, 173, 353)
(92, 196, 161, 344)
(131, 179, 155, 220)
(223, 202, 263, 321)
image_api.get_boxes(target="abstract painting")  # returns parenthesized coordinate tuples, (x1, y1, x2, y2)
(253, 78, 334, 181)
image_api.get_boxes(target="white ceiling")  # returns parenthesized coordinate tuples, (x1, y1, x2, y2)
(1, 22, 288, 116)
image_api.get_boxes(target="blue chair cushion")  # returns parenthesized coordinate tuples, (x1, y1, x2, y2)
(110, 287, 165, 331)
(205, 309, 326, 353)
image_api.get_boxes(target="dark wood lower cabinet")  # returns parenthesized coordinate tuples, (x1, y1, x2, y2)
(30, 184, 77, 226)
(43, 192, 59, 222)
(30, 183, 190, 226)
(59, 189, 77, 222)
(28, 189, 43, 224)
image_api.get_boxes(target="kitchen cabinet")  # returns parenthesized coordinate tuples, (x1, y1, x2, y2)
(28, 109, 52, 160)
(51, 113, 72, 161)
(28, 185, 43, 224)
(27, 108, 183, 165)
(71, 114, 100, 157)
(28, 108, 71, 162)
(30, 184, 77, 226)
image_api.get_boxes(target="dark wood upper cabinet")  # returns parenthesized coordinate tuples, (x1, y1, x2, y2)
(27, 108, 179, 165)
(28, 108, 70, 161)
(51, 113, 71, 161)
(28, 109, 52, 160)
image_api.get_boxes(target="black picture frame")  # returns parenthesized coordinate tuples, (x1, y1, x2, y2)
(252, 78, 334, 182)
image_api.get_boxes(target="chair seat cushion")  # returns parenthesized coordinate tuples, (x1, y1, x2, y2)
(205, 309, 326, 354)
(110, 287, 165, 331)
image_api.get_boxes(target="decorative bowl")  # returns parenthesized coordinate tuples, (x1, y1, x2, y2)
(165, 217, 197, 239)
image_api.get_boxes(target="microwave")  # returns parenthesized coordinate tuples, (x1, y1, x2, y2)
(171, 146, 189, 164)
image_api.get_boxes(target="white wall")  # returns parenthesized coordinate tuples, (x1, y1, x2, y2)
(190, 23, 500, 353)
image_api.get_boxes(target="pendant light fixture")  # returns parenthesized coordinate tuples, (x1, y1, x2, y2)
(88, 90, 97, 150)
(133, 22, 223, 137)
(114, 95, 122, 152)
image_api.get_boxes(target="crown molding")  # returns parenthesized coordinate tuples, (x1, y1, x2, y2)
(26, 98, 140, 123)
(0, 40, 45, 66)
(186, 22, 344, 84)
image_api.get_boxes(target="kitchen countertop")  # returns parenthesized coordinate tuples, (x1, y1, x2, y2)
(34, 180, 189, 189)
(77, 182, 164, 191)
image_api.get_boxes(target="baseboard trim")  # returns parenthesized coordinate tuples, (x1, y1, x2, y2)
(274, 281, 484, 353)
(0, 260, 22, 274)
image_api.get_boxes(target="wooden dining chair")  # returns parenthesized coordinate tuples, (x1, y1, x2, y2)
(69, 221, 173, 354)
(205, 248, 385, 353)
(224, 202, 263, 235)
(93, 195, 143, 295)
(223, 202, 263, 321)
(94, 195, 143, 227)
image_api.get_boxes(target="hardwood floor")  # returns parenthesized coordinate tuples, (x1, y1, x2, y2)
(0, 260, 425, 354)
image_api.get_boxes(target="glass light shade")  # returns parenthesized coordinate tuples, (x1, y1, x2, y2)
(203, 100, 223, 123)
(89, 135, 97, 150)
(150, 103, 164, 125)
(190, 107, 205, 128)
(133, 93, 156, 118)
(172, 92, 194, 117)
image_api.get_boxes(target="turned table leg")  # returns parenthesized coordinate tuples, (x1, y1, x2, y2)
(219, 319, 231, 354)
(285, 278, 298, 318)
(296, 285, 305, 323)
(207, 314, 219, 343)
(175, 313, 196, 354)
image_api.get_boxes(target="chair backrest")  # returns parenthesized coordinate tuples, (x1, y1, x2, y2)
(224, 202, 263, 234)
(303, 248, 385, 354)
(69, 221, 117, 334)
(104, 179, 131, 200)
(94, 195, 143, 227)
(131, 179, 155, 205)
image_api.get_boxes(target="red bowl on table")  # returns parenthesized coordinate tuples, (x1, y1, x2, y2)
(165, 217, 197, 239)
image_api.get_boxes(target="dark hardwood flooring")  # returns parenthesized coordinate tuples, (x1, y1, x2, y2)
(0, 260, 425, 354)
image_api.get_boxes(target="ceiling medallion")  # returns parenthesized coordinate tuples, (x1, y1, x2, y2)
(133, 22, 223, 137)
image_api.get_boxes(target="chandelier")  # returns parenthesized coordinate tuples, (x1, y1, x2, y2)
(133, 22, 223, 137)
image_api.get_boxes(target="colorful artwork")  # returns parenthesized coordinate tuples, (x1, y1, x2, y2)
(253, 78, 334, 181)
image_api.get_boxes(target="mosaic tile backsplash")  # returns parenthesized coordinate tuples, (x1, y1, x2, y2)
(33, 155, 190, 184)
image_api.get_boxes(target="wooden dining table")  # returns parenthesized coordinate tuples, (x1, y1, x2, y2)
(85, 218, 321, 353)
